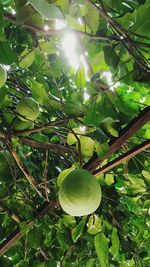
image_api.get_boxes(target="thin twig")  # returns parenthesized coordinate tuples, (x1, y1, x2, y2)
(0, 201, 57, 257)
(11, 150, 43, 198)
(43, 149, 49, 202)
(21, 138, 70, 153)
(13, 117, 71, 135)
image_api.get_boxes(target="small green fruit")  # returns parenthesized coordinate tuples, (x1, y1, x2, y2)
(59, 168, 102, 216)
(16, 97, 39, 121)
(13, 118, 34, 136)
(0, 65, 7, 88)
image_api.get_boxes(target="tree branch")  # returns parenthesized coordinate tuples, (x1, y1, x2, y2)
(93, 139, 150, 176)
(87, 0, 150, 73)
(10, 150, 43, 198)
(4, 13, 119, 41)
(21, 138, 70, 153)
(84, 107, 150, 172)
(0, 201, 58, 257)
(13, 117, 71, 135)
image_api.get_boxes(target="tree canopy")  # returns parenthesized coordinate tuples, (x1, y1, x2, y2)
(0, 0, 150, 266)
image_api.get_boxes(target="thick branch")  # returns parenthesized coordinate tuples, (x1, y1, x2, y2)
(0, 201, 57, 257)
(4, 13, 119, 41)
(4, 13, 150, 49)
(93, 139, 150, 176)
(85, 107, 150, 172)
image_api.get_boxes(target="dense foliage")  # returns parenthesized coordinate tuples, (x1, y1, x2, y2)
(0, 0, 150, 266)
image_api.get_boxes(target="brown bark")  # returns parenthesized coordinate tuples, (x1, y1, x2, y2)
(84, 107, 150, 172)
(93, 139, 150, 175)
(0, 201, 57, 257)
(21, 139, 70, 153)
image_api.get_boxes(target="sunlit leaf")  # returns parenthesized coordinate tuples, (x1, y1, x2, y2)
(72, 216, 87, 243)
(94, 232, 109, 267)
(87, 214, 102, 235)
(110, 227, 120, 258)
(29, 0, 64, 20)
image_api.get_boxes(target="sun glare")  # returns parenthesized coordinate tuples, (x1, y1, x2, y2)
(55, 19, 67, 30)
(101, 71, 121, 91)
(62, 33, 91, 79)
(44, 24, 49, 31)
(80, 55, 90, 81)
(62, 33, 79, 70)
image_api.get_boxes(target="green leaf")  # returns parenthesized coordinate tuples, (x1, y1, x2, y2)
(86, 259, 95, 267)
(0, 86, 7, 106)
(46, 260, 57, 267)
(85, 6, 99, 33)
(95, 142, 109, 158)
(30, 80, 49, 105)
(32, 133, 49, 143)
(67, 132, 77, 145)
(84, 106, 102, 127)
(87, 214, 102, 235)
(67, 127, 86, 145)
(62, 215, 76, 228)
(16, 260, 29, 267)
(105, 173, 115, 186)
(72, 216, 87, 243)
(78, 136, 95, 158)
(29, 0, 64, 20)
(19, 221, 28, 235)
(75, 67, 86, 88)
(40, 41, 56, 55)
(27, 227, 43, 249)
(56, 230, 69, 251)
(94, 232, 109, 267)
(19, 48, 35, 68)
(93, 128, 108, 144)
(101, 117, 119, 137)
(0, 41, 18, 65)
(110, 227, 120, 258)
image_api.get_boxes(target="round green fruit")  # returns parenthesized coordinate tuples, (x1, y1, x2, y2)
(58, 168, 102, 216)
(0, 64, 7, 88)
(16, 97, 39, 122)
(13, 118, 34, 136)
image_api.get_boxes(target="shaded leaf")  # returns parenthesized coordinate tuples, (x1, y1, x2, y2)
(29, 0, 64, 20)
(0, 41, 18, 65)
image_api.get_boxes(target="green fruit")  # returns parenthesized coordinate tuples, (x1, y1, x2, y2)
(59, 168, 102, 216)
(0, 150, 11, 180)
(16, 97, 39, 121)
(0, 64, 7, 88)
(13, 118, 34, 136)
